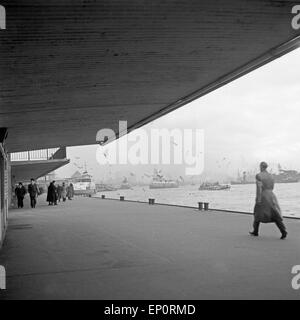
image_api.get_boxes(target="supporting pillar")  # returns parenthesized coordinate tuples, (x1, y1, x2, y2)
(0, 142, 9, 249)
(204, 202, 209, 211)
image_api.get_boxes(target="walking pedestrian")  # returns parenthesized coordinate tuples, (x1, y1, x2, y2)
(250, 162, 287, 239)
(57, 184, 63, 202)
(68, 183, 74, 200)
(15, 182, 26, 208)
(61, 182, 67, 202)
(47, 181, 58, 205)
(27, 178, 39, 208)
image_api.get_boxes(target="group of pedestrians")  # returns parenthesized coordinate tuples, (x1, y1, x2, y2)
(15, 179, 75, 208)
(14, 162, 287, 240)
(14, 178, 39, 209)
(46, 181, 74, 205)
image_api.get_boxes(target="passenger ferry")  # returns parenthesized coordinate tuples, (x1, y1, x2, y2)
(73, 171, 96, 196)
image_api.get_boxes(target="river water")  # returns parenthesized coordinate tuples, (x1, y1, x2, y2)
(95, 183, 300, 218)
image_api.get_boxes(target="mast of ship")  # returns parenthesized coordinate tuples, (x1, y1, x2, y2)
(242, 171, 247, 182)
(237, 169, 241, 181)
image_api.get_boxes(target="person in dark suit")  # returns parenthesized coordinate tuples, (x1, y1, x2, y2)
(250, 162, 287, 239)
(27, 178, 39, 208)
(47, 181, 58, 205)
(15, 182, 26, 208)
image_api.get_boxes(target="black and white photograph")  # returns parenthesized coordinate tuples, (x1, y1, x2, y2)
(0, 0, 300, 307)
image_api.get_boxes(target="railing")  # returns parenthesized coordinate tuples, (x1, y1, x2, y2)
(10, 148, 60, 161)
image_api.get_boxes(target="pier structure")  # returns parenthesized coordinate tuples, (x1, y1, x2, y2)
(1, 195, 300, 299)
(0, 2, 300, 298)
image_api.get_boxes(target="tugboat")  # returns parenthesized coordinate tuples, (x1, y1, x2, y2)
(199, 182, 231, 191)
(149, 169, 179, 189)
(119, 177, 132, 190)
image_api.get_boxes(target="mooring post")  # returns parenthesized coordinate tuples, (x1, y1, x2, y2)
(149, 198, 155, 205)
(198, 202, 203, 210)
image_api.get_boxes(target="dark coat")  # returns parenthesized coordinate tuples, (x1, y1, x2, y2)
(47, 183, 58, 203)
(15, 186, 26, 198)
(254, 171, 282, 223)
(28, 183, 39, 197)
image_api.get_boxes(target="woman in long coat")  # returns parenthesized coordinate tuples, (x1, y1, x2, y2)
(47, 181, 58, 205)
(250, 162, 287, 239)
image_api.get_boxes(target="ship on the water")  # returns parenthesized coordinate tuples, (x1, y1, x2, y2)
(272, 165, 299, 183)
(95, 183, 118, 192)
(231, 165, 300, 184)
(72, 170, 96, 196)
(149, 169, 179, 189)
(231, 171, 255, 185)
(199, 182, 231, 191)
(119, 177, 132, 190)
(150, 179, 179, 189)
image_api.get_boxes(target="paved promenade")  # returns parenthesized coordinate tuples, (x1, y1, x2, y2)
(0, 195, 300, 300)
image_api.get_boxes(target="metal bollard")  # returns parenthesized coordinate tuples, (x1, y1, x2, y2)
(149, 198, 155, 205)
(101, 195, 105, 199)
(198, 202, 203, 210)
(204, 202, 209, 211)
(120, 196, 124, 201)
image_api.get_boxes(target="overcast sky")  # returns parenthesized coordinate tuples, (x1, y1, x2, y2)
(56, 47, 300, 181)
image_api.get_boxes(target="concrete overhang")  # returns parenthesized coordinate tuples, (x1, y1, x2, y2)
(0, 1, 300, 152)
(10, 159, 70, 182)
